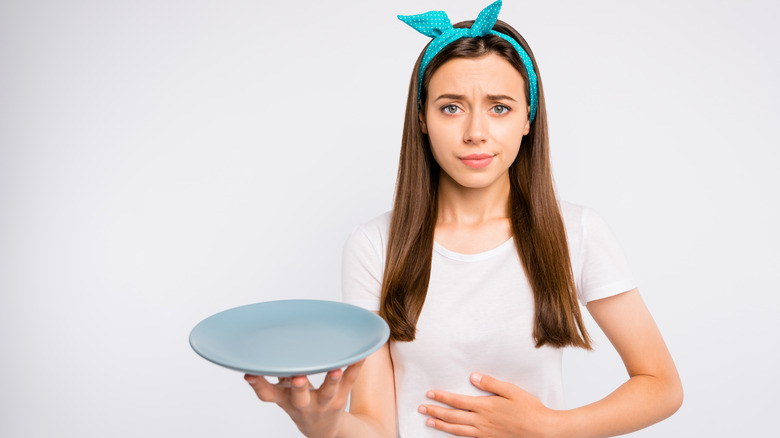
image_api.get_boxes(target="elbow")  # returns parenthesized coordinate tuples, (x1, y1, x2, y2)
(642, 368, 683, 419)
(670, 378, 684, 415)
(663, 371, 684, 418)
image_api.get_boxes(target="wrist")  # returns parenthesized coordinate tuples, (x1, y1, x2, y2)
(547, 408, 577, 438)
(301, 410, 347, 438)
(335, 411, 391, 438)
(329, 410, 349, 438)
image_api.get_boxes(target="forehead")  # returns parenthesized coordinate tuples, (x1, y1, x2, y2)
(427, 53, 526, 96)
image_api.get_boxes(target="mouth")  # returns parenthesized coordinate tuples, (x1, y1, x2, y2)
(460, 153, 494, 168)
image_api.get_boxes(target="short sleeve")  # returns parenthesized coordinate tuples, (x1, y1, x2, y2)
(341, 214, 390, 312)
(573, 207, 637, 304)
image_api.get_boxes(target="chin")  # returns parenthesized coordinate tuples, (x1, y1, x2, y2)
(451, 175, 501, 190)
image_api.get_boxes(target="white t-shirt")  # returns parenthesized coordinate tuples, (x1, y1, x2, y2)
(341, 201, 636, 438)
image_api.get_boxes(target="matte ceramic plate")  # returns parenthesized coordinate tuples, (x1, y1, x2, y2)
(189, 300, 389, 377)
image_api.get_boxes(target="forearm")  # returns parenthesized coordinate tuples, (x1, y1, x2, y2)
(335, 412, 394, 438)
(558, 373, 683, 438)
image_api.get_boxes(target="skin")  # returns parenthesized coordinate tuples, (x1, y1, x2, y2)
(245, 54, 682, 437)
(245, 337, 395, 438)
(420, 53, 529, 254)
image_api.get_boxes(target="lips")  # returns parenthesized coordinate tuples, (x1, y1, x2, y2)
(460, 153, 494, 168)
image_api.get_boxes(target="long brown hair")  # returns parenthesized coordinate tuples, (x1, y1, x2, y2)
(380, 19, 591, 349)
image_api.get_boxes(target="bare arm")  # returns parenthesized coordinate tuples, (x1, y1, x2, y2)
(337, 342, 396, 438)
(558, 288, 683, 437)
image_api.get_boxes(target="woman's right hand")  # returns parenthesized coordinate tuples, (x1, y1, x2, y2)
(244, 360, 366, 438)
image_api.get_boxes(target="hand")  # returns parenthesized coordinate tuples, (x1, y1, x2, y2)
(419, 372, 563, 438)
(244, 360, 366, 438)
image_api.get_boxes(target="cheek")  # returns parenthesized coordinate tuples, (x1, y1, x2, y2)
(496, 125, 525, 153)
(426, 125, 457, 157)
(427, 139, 447, 167)
(506, 145, 521, 164)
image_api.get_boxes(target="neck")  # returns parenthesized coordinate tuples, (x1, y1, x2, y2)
(435, 172, 511, 226)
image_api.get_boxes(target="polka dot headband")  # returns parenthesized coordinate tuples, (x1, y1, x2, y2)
(398, 0, 538, 122)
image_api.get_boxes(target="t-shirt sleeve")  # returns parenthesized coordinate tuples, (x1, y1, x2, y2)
(341, 225, 384, 312)
(575, 207, 637, 304)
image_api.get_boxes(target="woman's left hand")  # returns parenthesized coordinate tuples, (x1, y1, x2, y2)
(419, 372, 563, 438)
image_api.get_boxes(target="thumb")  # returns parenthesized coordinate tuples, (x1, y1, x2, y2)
(470, 372, 517, 398)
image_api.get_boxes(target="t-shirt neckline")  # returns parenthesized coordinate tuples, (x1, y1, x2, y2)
(433, 237, 515, 262)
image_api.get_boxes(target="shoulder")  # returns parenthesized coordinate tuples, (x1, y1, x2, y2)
(343, 210, 392, 260)
(558, 200, 636, 302)
(558, 200, 593, 238)
(348, 211, 392, 244)
(558, 200, 617, 244)
(356, 210, 392, 237)
(557, 200, 613, 264)
(558, 200, 585, 223)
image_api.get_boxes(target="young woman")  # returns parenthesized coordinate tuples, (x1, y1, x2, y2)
(245, 2, 682, 437)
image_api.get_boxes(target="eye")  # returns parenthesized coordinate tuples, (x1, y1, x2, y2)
(491, 104, 511, 114)
(441, 104, 462, 115)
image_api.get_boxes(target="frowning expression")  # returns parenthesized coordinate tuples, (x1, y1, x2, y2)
(421, 54, 530, 191)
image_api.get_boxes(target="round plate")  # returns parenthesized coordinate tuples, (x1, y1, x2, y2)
(189, 300, 389, 377)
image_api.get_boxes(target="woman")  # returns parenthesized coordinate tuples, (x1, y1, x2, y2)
(245, 2, 682, 437)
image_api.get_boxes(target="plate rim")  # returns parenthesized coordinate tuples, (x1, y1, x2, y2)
(189, 299, 390, 377)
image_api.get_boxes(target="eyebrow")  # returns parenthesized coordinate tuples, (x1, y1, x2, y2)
(433, 93, 517, 102)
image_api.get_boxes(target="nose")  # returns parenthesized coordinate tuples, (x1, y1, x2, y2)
(464, 111, 488, 144)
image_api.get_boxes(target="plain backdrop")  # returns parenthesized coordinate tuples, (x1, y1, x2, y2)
(1, 0, 778, 436)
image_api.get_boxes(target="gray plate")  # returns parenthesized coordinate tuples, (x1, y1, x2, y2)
(190, 300, 389, 377)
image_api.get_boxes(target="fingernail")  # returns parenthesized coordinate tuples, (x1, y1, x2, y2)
(427, 418, 435, 427)
(246, 377, 257, 385)
(418, 405, 427, 414)
(426, 391, 435, 399)
(471, 373, 482, 384)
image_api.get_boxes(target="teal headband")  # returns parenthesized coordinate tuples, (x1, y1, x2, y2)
(398, 0, 538, 122)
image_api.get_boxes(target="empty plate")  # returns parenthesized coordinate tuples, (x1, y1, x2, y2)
(189, 299, 389, 377)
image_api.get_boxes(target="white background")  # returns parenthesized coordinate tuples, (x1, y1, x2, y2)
(1, 0, 778, 436)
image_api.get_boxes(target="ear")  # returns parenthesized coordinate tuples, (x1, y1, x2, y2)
(418, 107, 428, 134)
(523, 112, 530, 135)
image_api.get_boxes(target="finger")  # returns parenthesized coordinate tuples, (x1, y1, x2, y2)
(427, 390, 479, 411)
(425, 417, 480, 437)
(275, 377, 314, 389)
(244, 374, 283, 403)
(289, 375, 312, 408)
(470, 372, 515, 398)
(336, 359, 366, 399)
(419, 403, 475, 426)
(316, 368, 343, 405)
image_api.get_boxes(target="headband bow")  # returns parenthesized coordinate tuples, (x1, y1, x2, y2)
(398, 0, 538, 122)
